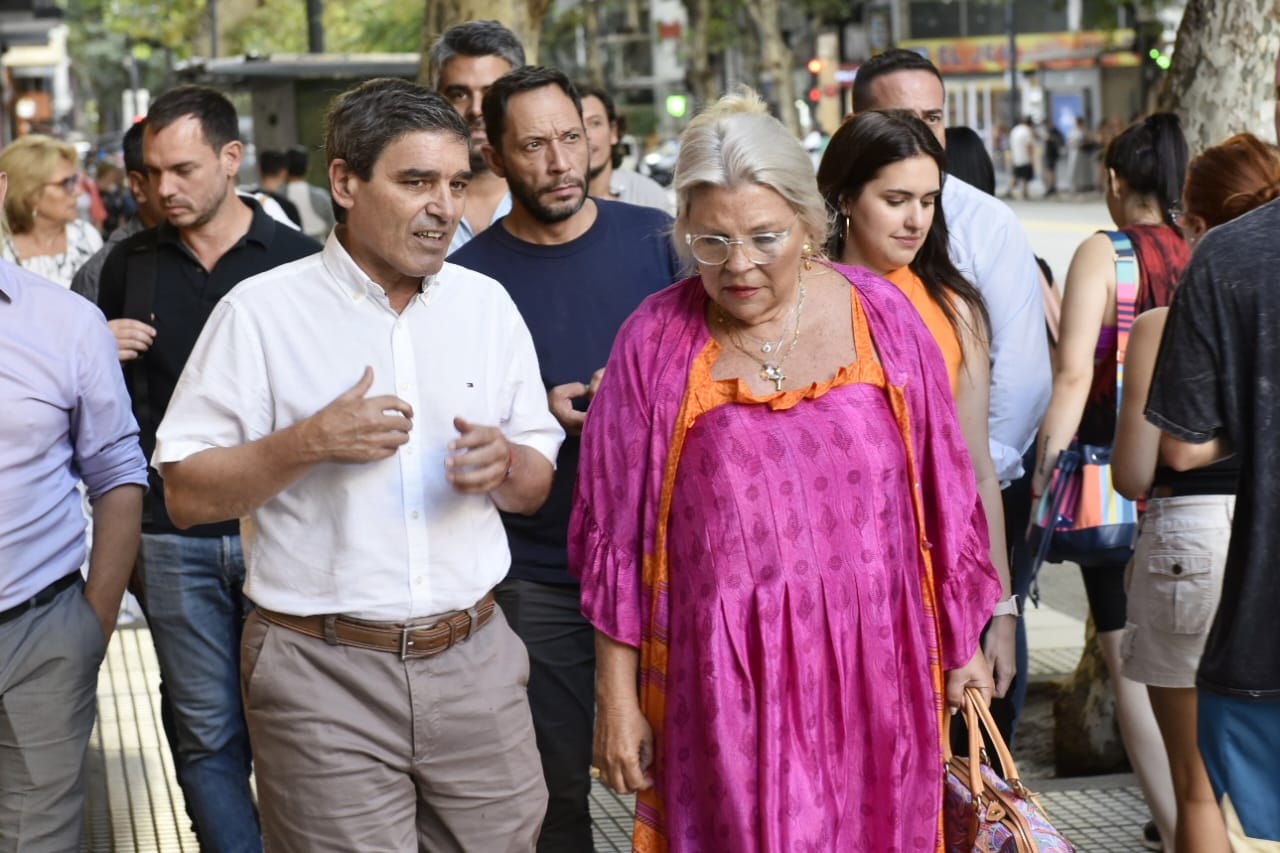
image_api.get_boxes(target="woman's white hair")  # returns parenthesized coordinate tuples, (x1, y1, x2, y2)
(672, 87, 830, 266)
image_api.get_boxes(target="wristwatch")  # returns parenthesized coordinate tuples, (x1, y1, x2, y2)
(992, 594, 1021, 619)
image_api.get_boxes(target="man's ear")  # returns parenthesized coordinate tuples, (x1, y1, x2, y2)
(482, 143, 505, 179)
(328, 159, 357, 215)
(0, 171, 9, 210)
(220, 140, 244, 177)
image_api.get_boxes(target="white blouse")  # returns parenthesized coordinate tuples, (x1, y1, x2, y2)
(3, 219, 104, 288)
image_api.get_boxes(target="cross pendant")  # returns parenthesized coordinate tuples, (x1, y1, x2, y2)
(762, 364, 785, 391)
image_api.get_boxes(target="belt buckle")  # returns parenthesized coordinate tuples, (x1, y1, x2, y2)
(400, 625, 416, 660)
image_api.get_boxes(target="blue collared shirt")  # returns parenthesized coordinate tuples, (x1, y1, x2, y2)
(943, 176, 1052, 484)
(0, 260, 147, 608)
(447, 191, 513, 256)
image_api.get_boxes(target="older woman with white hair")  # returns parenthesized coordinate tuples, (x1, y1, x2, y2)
(569, 89, 1001, 852)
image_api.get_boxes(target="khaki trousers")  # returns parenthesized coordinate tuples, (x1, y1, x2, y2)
(241, 606, 546, 853)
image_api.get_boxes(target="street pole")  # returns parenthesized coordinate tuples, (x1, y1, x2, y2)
(1005, 0, 1018, 123)
(209, 0, 218, 58)
(306, 0, 324, 54)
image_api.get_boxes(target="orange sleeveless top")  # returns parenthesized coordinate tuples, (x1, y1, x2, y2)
(884, 266, 962, 396)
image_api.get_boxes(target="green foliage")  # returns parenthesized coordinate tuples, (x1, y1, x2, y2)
(224, 0, 424, 55)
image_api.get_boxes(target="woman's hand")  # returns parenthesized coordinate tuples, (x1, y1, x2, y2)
(593, 695, 654, 795)
(945, 645, 994, 711)
(983, 615, 1017, 698)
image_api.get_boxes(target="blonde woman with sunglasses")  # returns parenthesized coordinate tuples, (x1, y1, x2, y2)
(0, 134, 102, 287)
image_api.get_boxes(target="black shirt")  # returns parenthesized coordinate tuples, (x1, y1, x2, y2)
(98, 198, 321, 537)
(1146, 197, 1280, 698)
(450, 200, 681, 584)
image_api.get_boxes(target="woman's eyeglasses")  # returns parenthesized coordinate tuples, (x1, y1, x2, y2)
(685, 214, 799, 266)
(46, 175, 79, 193)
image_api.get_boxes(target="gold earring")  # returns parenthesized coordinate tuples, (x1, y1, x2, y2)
(801, 241, 814, 271)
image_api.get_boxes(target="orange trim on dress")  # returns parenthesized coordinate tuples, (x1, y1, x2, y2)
(885, 266, 962, 397)
(633, 285, 949, 853)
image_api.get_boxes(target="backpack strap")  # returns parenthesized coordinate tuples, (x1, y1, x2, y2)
(121, 231, 160, 444)
(1103, 230, 1138, 417)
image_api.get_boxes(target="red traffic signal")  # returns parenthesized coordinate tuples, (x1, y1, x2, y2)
(808, 87, 821, 102)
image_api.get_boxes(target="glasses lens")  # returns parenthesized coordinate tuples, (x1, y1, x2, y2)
(747, 232, 787, 263)
(690, 235, 730, 265)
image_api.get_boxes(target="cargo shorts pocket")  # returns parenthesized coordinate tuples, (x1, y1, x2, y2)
(1144, 553, 1216, 635)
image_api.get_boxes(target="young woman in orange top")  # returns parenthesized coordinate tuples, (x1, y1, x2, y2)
(817, 109, 1015, 698)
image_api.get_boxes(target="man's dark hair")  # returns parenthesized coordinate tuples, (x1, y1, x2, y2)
(852, 49, 945, 112)
(259, 149, 288, 177)
(944, 126, 996, 195)
(285, 146, 310, 178)
(325, 78, 469, 221)
(576, 82, 626, 169)
(145, 84, 239, 152)
(482, 66, 582, 153)
(122, 120, 146, 174)
(428, 20, 526, 89)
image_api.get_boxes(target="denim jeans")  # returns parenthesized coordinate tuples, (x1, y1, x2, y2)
(138, 532, 261, 853)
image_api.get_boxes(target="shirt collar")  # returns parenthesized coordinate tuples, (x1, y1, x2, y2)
(155, 194, 276, 251)
(320, 227, 442, 306)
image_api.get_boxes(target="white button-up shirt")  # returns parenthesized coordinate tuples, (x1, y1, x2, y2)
(154, 233, 564, 620)
(943, 176, 1052, 484)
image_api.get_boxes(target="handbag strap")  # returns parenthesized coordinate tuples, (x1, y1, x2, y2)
(1104, 230, 1138, 418)
(943, 687, 1034, 800)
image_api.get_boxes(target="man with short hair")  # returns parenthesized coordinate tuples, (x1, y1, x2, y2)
(154, 77, 561, 852)
(1008, 116, 1036, 200)
(451, 66, 680, 851)
(246, 148, 302, 228)
(97, 84, 320, 853)
(577, 83, 671, 214)
(283, 145, 336, 241)
(429, 19, 524, 253)
(73, 121, 163, 305)
(1, 164, 147, 847)
(852, 48, 1051, 730)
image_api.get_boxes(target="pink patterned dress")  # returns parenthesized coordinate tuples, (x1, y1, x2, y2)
(570, 268, 1001, 853)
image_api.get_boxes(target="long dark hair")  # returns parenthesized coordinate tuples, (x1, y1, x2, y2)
(1104, 113, 1188, 227)
(817, 109, 990, 339)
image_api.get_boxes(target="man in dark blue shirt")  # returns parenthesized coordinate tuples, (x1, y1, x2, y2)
(451, 66, 680, 851)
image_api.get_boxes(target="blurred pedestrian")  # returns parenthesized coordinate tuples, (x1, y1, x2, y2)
(1040, 117, 1064, 197)
(283, 146, 335, 241)
(1007, 116, 1035, 200)
(0, 134, 103, 287)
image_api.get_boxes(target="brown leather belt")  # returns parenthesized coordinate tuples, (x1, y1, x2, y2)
(257, 591, 497, 660)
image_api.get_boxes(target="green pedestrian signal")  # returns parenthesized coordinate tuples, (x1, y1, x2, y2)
(665, 94, 689, 118)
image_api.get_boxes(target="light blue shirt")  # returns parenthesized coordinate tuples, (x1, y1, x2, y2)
(942, 176, 1052, 484)
(0, 261, 147, 608)
(447, 191, 513, 256)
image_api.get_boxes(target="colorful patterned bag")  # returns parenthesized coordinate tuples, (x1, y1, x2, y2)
(1027, 232, 1139, 588)
(943, 688, 1076, 852)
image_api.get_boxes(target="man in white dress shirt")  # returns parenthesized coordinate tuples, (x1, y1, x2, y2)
(153, 77, 563, 852)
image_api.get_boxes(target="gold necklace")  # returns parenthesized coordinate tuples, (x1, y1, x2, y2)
(720, 282, 806, 391)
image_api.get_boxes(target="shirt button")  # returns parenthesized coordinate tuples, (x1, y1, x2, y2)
(410, 511, 420, 520)
(415, 577, 423, 586)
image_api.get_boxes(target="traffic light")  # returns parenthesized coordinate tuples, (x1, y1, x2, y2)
(807, 57, 822, 104)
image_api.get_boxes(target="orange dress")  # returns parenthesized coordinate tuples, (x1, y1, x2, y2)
(885, 266, 962, 396)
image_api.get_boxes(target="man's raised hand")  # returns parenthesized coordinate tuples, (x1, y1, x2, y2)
(299, 367, 413, 463)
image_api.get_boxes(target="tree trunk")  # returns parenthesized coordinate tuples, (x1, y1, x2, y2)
(682, 0, 718, 113)
(744, 0, 799, 136)
(584, 0, 605, 88)
(418, 0, 553, 84)
(1155, 0, 1280, 150)
(1052, 615, 1130, 776)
